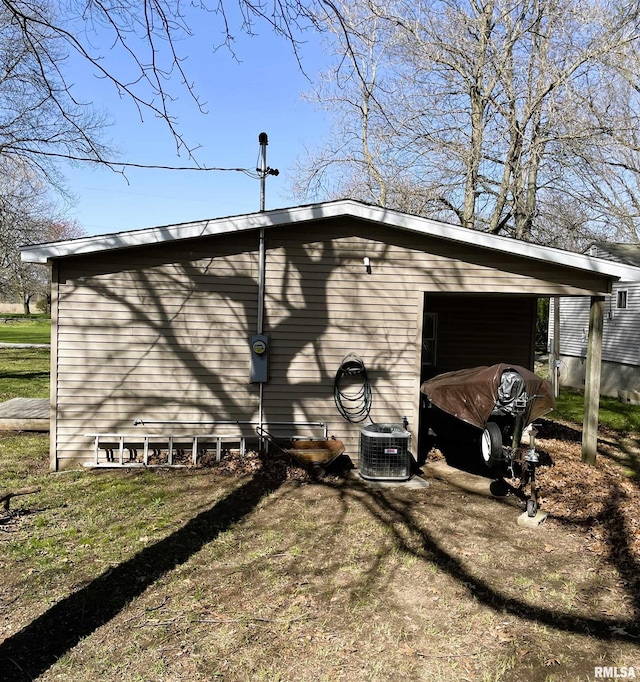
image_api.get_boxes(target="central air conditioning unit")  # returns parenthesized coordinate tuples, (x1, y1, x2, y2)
(359, 423, 412, 481)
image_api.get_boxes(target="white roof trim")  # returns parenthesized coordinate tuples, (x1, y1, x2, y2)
(20, 199, 640, 282)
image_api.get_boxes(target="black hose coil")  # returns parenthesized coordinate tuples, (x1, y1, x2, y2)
(333, 353, 373, 423)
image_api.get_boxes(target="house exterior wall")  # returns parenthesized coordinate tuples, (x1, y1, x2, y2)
(51, 217, 615, 469)
(53, 235, 261, 468)
(260, 220, 593, 459)
(550, 256, 640, 394)
(555, 354, 640, 396)
(550, 289, 640, 395)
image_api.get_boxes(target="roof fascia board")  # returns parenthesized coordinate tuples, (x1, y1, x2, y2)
(20, 203, 348, 264)
(20, 199, 640, 282)
(360, 205, 640, 282)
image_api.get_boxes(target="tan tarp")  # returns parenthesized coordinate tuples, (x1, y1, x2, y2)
(420, 363, 555, 430)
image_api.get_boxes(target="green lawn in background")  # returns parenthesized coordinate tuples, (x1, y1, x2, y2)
(0, 317, 51, 345)
(0, 347, 50, 401)
(553, 386, 640, 433)
(537, 358, 640, 433)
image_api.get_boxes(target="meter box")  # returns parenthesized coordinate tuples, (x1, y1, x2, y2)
(250, 334, 269, 383)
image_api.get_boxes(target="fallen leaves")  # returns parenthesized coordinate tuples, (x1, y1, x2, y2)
(533, 420, 640, 606)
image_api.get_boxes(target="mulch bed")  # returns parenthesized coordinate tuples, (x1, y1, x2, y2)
(534, 421, 640, 594)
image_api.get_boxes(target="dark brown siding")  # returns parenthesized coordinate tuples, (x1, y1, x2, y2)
(423, 295, 536, 378)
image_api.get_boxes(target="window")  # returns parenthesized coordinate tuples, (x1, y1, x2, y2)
(617, 290, 628, 310)
(422, 312, 438, 367)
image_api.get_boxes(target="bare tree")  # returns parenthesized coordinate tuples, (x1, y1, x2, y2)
(0, 1, 111, 184)
(548, 72, 640, 244)
(292, 3, 391, 205)
(1, 0, 334, 175)
(0, 0, 341, 291)
(292, 1, 445, 215)
(0, 157, 84, 312)
(294, 0, 640, 245)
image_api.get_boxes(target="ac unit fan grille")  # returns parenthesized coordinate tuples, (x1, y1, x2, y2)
(359, 423, 411, 481)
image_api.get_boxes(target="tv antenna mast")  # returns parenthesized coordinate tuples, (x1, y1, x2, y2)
(257, 132, 279, 212)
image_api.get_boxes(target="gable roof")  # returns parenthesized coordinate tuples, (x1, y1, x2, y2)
(21, 199, 640, 282)
(589, 242, 640, 269)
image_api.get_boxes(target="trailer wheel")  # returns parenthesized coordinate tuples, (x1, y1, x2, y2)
(481, 422, 503, 469)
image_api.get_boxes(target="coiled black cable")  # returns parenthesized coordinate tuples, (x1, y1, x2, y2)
(333, 353, 373, 423)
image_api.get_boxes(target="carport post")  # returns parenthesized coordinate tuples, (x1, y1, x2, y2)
(550, 296, 560, 398)
(582, 295, 605, 465)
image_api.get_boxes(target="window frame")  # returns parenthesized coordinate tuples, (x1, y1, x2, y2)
(616, 289, 628, 310)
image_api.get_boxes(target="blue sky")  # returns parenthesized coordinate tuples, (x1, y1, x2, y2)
(59, 11, 331, 236)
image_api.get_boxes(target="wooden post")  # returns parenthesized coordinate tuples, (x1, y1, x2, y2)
(582, 296, 604, 465)
(550, 296, 560, 398)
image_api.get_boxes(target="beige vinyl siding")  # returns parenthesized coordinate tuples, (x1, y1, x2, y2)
(257, 221, 564, 457)
(262, 225, 418, 456)
(263, 222, 612, 294)
(51, 217, 616, 468)
(49, 262, 60, 470)
(53, 236, 261, 467)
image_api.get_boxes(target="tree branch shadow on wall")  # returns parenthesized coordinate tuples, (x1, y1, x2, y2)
(0, 461, 287, 682)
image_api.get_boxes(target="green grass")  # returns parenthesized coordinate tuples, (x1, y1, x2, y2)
(536, 358, 640, 433)
(0, 347, 50, 401)
(0, 431, 242, 602)
(0, 317, 51, 344)
(553, 386, 640, 433)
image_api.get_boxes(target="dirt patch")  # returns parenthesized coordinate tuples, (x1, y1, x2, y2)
(425, 418, 640, 599)
(1, 430, 639, 681)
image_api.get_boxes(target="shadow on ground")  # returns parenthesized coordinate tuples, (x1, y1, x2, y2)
(0, 465, 286, 682)
(2, 450, 639, 682)
(332, 477, 640, 642)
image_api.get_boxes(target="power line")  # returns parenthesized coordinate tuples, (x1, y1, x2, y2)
(9, 147, 262, 177)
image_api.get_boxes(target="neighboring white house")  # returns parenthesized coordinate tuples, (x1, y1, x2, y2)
(550, 242, 640, 399)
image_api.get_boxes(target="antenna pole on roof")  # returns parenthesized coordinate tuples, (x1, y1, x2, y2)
(259, 132, 267, 212)
(257, 132, 279, 212)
